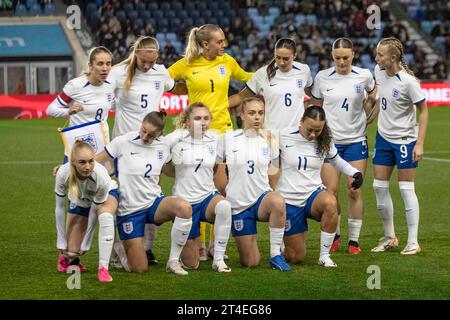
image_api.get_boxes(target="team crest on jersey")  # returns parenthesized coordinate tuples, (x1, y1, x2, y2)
(69, 202, 77, 210)
(154, 81, 161, 90)
(234, 219, 244, 231)
(122, 222, 133, 235)
(354, 84, 362, 94)
(218, 66, 226, 75)
(207, 145, 215, 155)
(262, 146, 269, 156)
(75, 133, 98, 153)
(285, 219, 291, 232)
(314, 147, 320, 156)
(392, 88, 400, 98)
(296, 79, 303, 88)
(157, 150, 164, 161)
(106, 93, 114, 103)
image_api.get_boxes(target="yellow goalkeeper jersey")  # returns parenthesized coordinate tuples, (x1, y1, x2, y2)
(168, 53, 253, 133)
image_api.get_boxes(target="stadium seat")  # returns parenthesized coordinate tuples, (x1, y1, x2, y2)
(153, 10, 163, 19)
(178, 11, 188, 20)
(144, 18, 156, 27)
(43, 3, 56, 16)
(247, 8, 259, 18)
(188, 10, 200, 19)
(203, 9, 213, 19)
(158, 20, 169, 32)
(86, 2, 97, 13)
(185, 2, 195, 11)
(172, 2, 183, 11)
(26, 0, 38, 8)
(115, 10, 126, 23)
(195, 17, 206, 26)
(136, 2, 146, 12)
(165, 32, 177, 42)
(28, 4, 41, 16)
(215, 9, 225, 17)
(147, 2, 158, 11)
(123, 3, 134, 14)
(134, 18, 144, 30)
(209, 17, 219, 25)
(421, 21, 432, 34)
(306, 14, 317, 25)
(128, 10, 138, 21)
(139, 10, 151, 21)
(165, 10, 176, 19)
(15, 4, 27, 16)
(169, 18, 181, 29)
(160, 2, 171, 11)
(268, 7, 280, 17)
(219, 17, 230, 28)
(156, 33, 166, 43)
(197, 2, 207, 11)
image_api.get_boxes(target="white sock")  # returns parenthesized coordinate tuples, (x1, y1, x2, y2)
(113, 241, 130, 272)
(80, 206, 98, 252)
(55, 197, 67, 250)
(98, 212, 114, 269)
(269, 227, 285, 258)
(373, 179, 395, 238)
(169, 217, 192, 262)
(144, 223, 157, 251)
(348, 218, 362, 243)
(336, 214, 341, 236)
(213, 200, 231, 261)
(320, 230, 336, 257)
(399, 181, 420, 244)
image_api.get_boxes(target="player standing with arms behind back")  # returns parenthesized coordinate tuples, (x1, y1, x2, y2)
(371, 37, 428, 255)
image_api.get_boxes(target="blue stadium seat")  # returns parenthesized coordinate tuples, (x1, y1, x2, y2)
(115, 10, 126, 23)
(128, 10, 138, 21)
(185, 2, 195, 11)
(139, 10, 151, 20)
(148, 2, 158, 11)
(26, 0, 38, 8)
(195, 17, 206, 26)
(188, 10, 200, 19)
(123, 3, 134, 13)
(136, 2, 146, 12)
(268, 7, 280, 17)
(15, 4, 27, 16)
(165, 10, 176, 19)
(306, 14, 317, 25)
(145, 18, 157, 27)
(215, 9, 225, 17)
(203, 9, 212, 19)
(178, 10, 188, 20)
(43, 3, 56, 16)
(156, 33, 166, 43)
(172, 2, 183, 11)
(158, 19, 169, 32)
(166, 32, 178, 42)
(219, 17, 230, 28)
(28, 4, 41, 16)
(421, 21, 432, 34)
(247, 8, 259, 18)
(197, 2, 207, 11)
(153, 10, 163, 19)
(209, 17, 219, 25)
(160, 2, 171, 11)
(134, 18, 144, 30)
(86, 2, 97, 13)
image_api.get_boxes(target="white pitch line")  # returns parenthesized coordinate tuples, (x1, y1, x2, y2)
(0, 160, 57, 165)
(423, 157, 450, 163)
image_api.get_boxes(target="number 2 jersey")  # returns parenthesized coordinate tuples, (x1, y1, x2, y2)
(104, 132, 171, 216)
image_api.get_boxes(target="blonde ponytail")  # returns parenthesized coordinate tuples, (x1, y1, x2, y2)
(117, 36, 160, 92)
(184, 24, 222, 64)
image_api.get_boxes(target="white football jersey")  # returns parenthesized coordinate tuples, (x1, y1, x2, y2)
(166, 129, 219, 204)
(246, 61, 313, 129)
(374, 65, 425, 143)
(217, 129, 279, 214)
(55, 161, 112, 207)
(277, 127, 338, 207)
(311, 66, 375, 144)
(56, 74, 115, 139)
(105, 132, 171, 216)
(110, 64, 175, 138)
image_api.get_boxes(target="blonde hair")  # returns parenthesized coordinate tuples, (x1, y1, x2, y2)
(69, 140, 95, 201)
(185, 24, 221, 64)
(241, 96, 274, 147)
(378, 37, 417, 79)
(82, 46, 113, 76)
(174, 102, 212, 129)
(116, 36, 160, 92)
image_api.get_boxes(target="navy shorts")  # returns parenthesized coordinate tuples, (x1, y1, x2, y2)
(373, 132, 418, 169)
(325, 140, 368, 163)
(284, 187, 325, 236)
(189, 192, 220, 239)
(68, 201, 90, 217)
(231, 191, 269, 237)
(116, 195, 165, 241)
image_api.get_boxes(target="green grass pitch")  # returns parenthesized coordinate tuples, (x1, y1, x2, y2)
(0, 107, 449, 300)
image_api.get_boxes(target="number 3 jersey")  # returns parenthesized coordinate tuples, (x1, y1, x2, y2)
(105, 132, 171, 216)
(311, 66, 375, 144)
(277, 127, 338, 207)
(217, 129, 279, 214)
